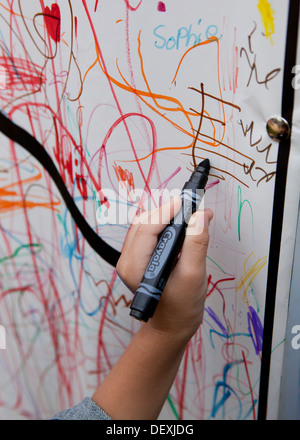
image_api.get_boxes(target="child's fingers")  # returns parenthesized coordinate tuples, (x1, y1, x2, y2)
(121, 196, 181, 255)
(116, 196, 182, 290)
(132, 195, 181, 230)
(173, 209, 213, 285)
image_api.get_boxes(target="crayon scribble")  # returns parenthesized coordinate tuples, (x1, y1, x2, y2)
(0, 0, 285, 420)
(257, 0, 275, 44)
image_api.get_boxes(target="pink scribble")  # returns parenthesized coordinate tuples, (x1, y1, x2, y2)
(157, 2, 166, 12)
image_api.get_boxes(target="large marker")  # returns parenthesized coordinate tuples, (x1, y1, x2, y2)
(130, 159, 210, 322)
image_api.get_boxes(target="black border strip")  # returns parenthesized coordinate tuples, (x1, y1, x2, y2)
(257, 0, 300, 420)
(0, 111, 121, 267)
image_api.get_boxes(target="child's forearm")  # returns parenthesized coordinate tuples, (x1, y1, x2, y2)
(92, 205, 213, 420)
(92, 323, 189, 420)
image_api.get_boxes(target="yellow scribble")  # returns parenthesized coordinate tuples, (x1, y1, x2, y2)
(257, 0, 275, 44)
(236, 252, 267, 302)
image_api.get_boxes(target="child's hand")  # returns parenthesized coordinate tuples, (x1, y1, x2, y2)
(116, 196, 213, 341)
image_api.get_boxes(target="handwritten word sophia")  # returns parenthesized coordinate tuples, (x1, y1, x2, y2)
(153, 19, 222, 51)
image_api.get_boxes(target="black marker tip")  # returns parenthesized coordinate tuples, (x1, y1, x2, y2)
(188, 158, 210, 185)
(197, 158, 210, 171)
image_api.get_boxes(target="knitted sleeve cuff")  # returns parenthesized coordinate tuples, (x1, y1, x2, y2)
(53, 397, 112, 420)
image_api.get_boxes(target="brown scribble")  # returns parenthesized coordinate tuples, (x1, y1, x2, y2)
(240, 21, 281, 89)
(239, 118, 277, 186)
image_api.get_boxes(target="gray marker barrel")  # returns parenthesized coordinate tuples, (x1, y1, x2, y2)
(129, 159, 210, 322)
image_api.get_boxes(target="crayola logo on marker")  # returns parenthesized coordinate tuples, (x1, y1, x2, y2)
(144, 229, 175, 278)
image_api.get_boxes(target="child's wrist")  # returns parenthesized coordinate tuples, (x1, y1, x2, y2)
(146, 318, 198, 346)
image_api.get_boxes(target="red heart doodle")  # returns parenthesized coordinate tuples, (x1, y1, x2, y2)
(44, 3, 61, 43)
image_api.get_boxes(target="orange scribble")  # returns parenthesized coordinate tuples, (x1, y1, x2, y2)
(0, 2, 25, 18)
(112, 161, 135, 192)
(85, 17, 239, 174)
(82, 58, 98, 85)
(115, 33, 228, 163)
(0, 164, 61, 213)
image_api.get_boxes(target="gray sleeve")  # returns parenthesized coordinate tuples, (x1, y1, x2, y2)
(53, 397, 112, 420)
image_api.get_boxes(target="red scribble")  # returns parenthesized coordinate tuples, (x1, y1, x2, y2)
(207, 274, 236, 298)
(242, 350, 256, 420)
(0, 56, 46, 91)
(74, 16, 78, 38)
(83, 1, 158, 201)
(43, 3, 61, 43)
(124, 0, 143, 11)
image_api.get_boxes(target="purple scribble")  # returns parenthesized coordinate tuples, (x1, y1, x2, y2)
(205, 306, 227, 335)
(247, 306, 263, 355)
(158, 1, 166, 12)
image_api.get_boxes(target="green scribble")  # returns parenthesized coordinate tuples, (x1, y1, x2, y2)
(206, 256, 226, 274)
(0, 244, 42, 264)
(167, 395, 180, 420)
(57, 213, 69, 236)
(272, 339, 285, 353)
(237, 186, 254, 242)
(94, 190, 101, 208)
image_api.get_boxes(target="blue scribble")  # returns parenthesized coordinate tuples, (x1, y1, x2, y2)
(205, 306, 251, 348)
(211, 361, 243, 419)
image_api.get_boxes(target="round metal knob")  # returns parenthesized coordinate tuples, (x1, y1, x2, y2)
(266, 116, 290, 142)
